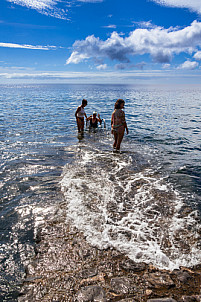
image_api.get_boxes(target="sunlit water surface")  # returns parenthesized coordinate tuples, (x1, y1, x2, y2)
(0, 84, 201, 300)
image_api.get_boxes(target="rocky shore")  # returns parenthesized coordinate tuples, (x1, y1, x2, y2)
(19, 204, 201, 302)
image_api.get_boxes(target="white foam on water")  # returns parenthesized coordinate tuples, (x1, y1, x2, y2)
(61, 146, 201, 270)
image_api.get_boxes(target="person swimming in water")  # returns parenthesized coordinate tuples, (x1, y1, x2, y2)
(87, 112, 102, 128)
(111, 99, 129, 151)
(75, 99, 88, 132)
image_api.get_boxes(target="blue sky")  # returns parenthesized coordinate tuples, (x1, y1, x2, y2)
(1, 0, 201, 84)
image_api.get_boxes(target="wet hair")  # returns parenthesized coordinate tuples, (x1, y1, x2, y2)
(114, 99, 125, 109)
(82, 99, 87, 105)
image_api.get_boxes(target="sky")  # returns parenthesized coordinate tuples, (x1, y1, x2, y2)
(1, 0, 201, 84)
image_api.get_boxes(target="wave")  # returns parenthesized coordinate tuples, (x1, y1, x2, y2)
(61, 143, 201, 270)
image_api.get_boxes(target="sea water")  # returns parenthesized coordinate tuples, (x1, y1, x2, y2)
(0, 83, 201, 300)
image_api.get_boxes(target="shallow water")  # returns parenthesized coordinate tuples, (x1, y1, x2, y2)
(0, 83, 201, 299)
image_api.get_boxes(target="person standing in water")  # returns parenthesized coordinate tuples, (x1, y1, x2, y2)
(75, 99, 88, 132)
(111, 99, 129, 151)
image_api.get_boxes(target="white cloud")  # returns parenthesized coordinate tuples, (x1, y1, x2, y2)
(133, 21, 156, 29)
(151, 0, 201, 14)
(162, 63, 171, 69)
(78, 0, 103, 2)
(8, 0, 56, 10)
(66, 51, 90, 64)
(7, 0, 68, 19)
(66, 21, 201, 65)
(194, 51, 201, 60)
(103, 25, 117, 29)
(0, 42, 56, 50)
(177, 60, 199, 70)
(96, 64, 107, 70)
(7, 0, 103, 19)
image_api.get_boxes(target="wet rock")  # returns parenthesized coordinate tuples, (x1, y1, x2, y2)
(118, 299, 137, 302)
(175, 271, 192, 283)
(19, 206, 201, 302)
(146, 289, 153, 296)
(110, 277, 133, 294)
(145, 272, 175, 289)
(75, 285, 106, 302)
(179, 296, 201, 302)
(24, 276, 42, 282)
(147, 299, 177, 302)
(120, 259, 147, 272)
(80, 268, 98, 279)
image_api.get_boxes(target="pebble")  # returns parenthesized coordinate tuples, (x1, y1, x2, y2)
(75, 285, 106, 302)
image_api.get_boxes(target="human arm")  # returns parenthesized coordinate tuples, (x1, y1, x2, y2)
(97, 114, 102, 124)
(86, 115, 92, 121)
(75, 106, 81, 118)
(125, 123, 129, 134)
(111, 112, 114, 134)
(121, 110, 129, 134)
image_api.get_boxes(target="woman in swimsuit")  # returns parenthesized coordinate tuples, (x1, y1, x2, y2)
(75, 99, 88, 132)
(87, 112, 102, 128)
(111, 99, 129, 151)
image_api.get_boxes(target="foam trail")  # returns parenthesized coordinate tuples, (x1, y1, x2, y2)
(61, 145, 201, 270)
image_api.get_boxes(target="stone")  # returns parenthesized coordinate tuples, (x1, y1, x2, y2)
(75, 285, 106, 302)
(80, 268, 98, 279)
(147, 299, 177, 302)
(175, 271, 192, 283)
(145, 272, 175, 289)
(146, 289, 153, 296)
(110, 277, 132, 294)
(120, 259, 147, 272)
(179, 296, 201, 302)
(118, 299, 137, 302)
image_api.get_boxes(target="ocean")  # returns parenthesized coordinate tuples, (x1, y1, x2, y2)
(0, 83, 200, 300)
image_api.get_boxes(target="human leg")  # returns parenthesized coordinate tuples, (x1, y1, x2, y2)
(80, 119, 84, 131)
(113, 132, 118, 149)
(77, 117, 84, 132)
(116, 132, 124, 150)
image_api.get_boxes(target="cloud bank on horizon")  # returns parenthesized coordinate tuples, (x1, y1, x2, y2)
(66, 21, 201, 68)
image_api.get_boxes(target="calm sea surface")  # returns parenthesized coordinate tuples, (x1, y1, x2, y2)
(0, 84, 201, 300)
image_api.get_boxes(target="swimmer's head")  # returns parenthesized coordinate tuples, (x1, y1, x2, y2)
(82, 99, 87, 106)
